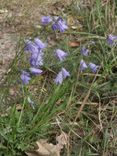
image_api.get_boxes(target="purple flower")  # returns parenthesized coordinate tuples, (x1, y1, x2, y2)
(55, 49, 68, 61)
(89, 63, 99, 73)
(25, 38, 46, 55)
(52, 23, 58, 31)
(30, 50, 44, 67)
(54, 68, 70, 84)
(54, 70, 63, 84)
(81, 47, 89, 56)
(80, 60, 88, 72)
(20, 71, 31, 85)
(41, 16, 52, 25)
(62, 68, 70, 78)
(25, 40, 39, 54)
(107, 34, 117, 45)
(52, 17, 68, 32)
(29, 67, 43, 75)
(34, 38, 46, 49)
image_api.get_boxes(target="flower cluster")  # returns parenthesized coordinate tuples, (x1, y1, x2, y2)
(80, 47, 99, 73)
(21, 43, 69, 85)
(20, 15, 116, 85)
(55, 49, 68, 61)
(21, 38, 46, 84)
(41, 16, 68, 32)
(20, 16, 69, 85)
(20, 71, 31, 85)
(79, 34, 117, 73)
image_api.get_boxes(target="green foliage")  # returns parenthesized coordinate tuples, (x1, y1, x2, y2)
(1, 0, 117, 155)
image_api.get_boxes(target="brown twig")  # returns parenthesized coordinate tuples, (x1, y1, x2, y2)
(74, 69, 99, 122)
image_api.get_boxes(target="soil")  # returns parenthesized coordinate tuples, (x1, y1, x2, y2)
(0, 32, 17, 80)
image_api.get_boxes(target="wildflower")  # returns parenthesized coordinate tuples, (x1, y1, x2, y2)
(89, 62, 99, 73)
(30, 50, 44, 67)
(52, 23, 58, 31)
(34, 38, 46, 49)
(62, 68, 70, 78)
(20, 71, 31, 85)
(54, 68, 70, 84)
(41, 16, 52, 25)
(25, 38, 46, 54)
(25, 40, 38, 54)
(54, 70, 63, 84)
(80, 60, 88, 72)
(107, 34, 117, 45)
(29, 67, 43, 75)
(55, 49, 68, 61)
(52, 17, 68, 32)
(81, 47, 89, 56)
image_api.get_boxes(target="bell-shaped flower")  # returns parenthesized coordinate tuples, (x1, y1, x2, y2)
(20, 71, 31, 85)
(34, 38, 46, 50)
(54, 70, 63, 84)
(54, 68, 70, 84)
(107, 34, 117, 45)
(29, 67, 43, 75)
(80, 60, 88, 72)
(55, 49, 68, 61)
(30, 50, 44, 67)
(25, 40, 38, 54)
(81, 47, 89, 56)
(61, 68, 70, 78)
(89, 63, 99, 73)
(52, 17, 68, 32)
(41, 16, 52, 25)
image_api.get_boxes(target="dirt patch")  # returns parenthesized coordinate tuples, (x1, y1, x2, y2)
(0, 32, 17, 80)
(0, 0, 72, 34)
